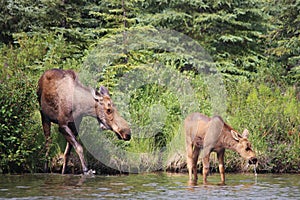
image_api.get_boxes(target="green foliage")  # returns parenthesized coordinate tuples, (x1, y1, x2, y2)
(0, 0, 41, 43)
(227, 80, 300, 173)
(128, 83, 182, 151)
(0, 68, 43, 173)
(266, 0, 300, 84)
(139, 0, 269, 79)
(0, 0, 299, 174)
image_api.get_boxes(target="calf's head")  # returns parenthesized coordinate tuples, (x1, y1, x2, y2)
(92, 86, 131, 141)
(231, 129, 257, 165)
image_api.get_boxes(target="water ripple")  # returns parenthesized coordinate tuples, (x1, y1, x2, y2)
(0, 173, 299, 199)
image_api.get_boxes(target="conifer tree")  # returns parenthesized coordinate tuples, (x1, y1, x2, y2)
(138, 0, 269, 79)
(267, 0, 300, 83)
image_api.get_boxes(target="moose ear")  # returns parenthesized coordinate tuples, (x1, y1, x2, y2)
(231, 130, 240, 141)
(242, 129, 249, 138)
(99, 86, 110, 96)
(91, 88, 102, 101)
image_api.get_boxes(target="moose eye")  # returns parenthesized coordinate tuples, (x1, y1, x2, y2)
(246, 147, 251, 151)
(107, 108, 112, 114)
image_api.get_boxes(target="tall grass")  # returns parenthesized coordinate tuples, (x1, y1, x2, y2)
(226, 80, 300, 173)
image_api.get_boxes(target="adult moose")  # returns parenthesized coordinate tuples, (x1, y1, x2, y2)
(185, 113, 257, 184)
(37, 69, 131, 174)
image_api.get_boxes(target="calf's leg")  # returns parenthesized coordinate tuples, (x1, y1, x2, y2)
(186, 144, 194, 181)
(192, 146, 200, 181)
(217, 149, 225, 184)
(202, 155, 210, 184)
(187, 144, 200, 182)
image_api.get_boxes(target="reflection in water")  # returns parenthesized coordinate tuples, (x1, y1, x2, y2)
(0, 173, 299, 199)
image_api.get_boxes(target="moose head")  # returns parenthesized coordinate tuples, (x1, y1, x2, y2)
(92, 86, 131, 141)
(231, 129, 257, 165)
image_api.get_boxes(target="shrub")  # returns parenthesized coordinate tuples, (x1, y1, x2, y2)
(0, 69, 43, 173)
(226, 80, 300, 173)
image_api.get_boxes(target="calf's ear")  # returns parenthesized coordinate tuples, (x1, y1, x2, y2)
(99, 86, 110, 96)
(231, 130, 240, 141)
(242, 129, 249, 138)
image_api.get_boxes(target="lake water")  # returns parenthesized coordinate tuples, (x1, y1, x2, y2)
(0, 173, 299, 199)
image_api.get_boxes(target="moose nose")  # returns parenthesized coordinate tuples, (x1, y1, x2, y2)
(248, 157, 257, 165)
(120, 129, 131, 141)
(124, 134, 131, 141)
(124, 130, 131, 141)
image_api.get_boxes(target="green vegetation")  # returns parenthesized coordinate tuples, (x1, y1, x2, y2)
(0, 0, 299, 174)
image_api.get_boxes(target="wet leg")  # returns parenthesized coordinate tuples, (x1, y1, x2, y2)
(202, 155, 210, 184)
(41, 112, 51, 173)
(61, 122, 79, 174)
(217, 149, 225, 184)
(62, 142, 72, 174)
(192, 146, 200, 181)
(59, 125, 88, 174)
(186, 144, 194, 181)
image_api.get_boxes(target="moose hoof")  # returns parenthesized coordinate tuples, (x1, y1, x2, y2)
(83, 169, 96, 176)
(217, 182, 226, 186)
(188, 179, 197, 186)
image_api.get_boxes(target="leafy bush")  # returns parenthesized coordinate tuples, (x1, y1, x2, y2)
(226, 80, 300, 173)
(0, 69, 43, 173)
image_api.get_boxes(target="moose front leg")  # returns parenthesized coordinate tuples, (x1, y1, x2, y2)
(217, 149, 225, 184)
(59, 125, 88, 174)
(202, 155, 210, 184)
(61, 121, 80, 174)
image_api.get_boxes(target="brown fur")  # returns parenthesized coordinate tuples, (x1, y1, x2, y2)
(185, 112, 257, 184)
(37, 69, 131, 174)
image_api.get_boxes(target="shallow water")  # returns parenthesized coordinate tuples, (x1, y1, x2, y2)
(0, 173, 299, 199)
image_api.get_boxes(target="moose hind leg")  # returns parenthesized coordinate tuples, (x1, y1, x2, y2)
(202, 155, 210, 184)
(192, 146, 200, 181)
(59, 125, 88, 174)
(187, 144, 200, 182)
(217, 149, 225, 184)
(186, 144, 194, 181)
(62, 142, 72, 174)
(41, 112, 51, 173)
